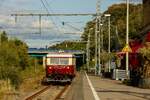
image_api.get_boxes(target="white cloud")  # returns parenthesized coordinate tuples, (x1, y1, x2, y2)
(0, 14, 83, 35)
(32, 19, 54, 28)
(0, 15, 16, 27)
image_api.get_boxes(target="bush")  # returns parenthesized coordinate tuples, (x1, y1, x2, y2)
(8, 70, 22, 89)
(139, 78, 150, 88)
(0, 32, 29, 88)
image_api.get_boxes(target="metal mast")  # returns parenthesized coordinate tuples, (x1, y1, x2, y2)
(95, 0, 101, 75)
(108, 16, 111, 72)
(11, 13, 96, 34)
(126, 0, 130, 79)
(87, 28, 92, 72)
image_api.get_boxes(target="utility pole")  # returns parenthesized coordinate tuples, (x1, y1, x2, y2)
(98, 23, 103, 76)
(0, 32, 1, 45)
(108, 15, 111, 73)
(105, 14, 111, 72)
(86, 35, 89, 71)
(86, 28, 93, 72)
(0, 31, 2, 79)
(126, 0, 130, 79)
(95, 17, 98, 75)
(95, 0, 101, 75)
(39, 15, 42, 34)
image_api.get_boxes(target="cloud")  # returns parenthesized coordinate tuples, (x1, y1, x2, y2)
(0, 15, 16, 27)
(2, 0, 34, 5)
(0, 14, 83, 35)
(31, 19, 54, 28)
(0, 0, 5, 6)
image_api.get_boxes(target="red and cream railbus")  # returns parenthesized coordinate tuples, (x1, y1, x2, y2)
(43, 52, 76, 83)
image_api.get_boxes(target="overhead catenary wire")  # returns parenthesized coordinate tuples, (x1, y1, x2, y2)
(43, 0, 65, 33)
(43, 0, 66, 32)
(43, 0, 84, 33)
(43, 0, 85, 34)
(40, 0, 61, 33)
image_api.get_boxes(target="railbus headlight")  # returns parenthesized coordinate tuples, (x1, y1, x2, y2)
(49, 67, 52, 70)
(67, 66, 70, 69)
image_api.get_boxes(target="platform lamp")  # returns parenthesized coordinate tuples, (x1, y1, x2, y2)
(104, 14, 111, 73)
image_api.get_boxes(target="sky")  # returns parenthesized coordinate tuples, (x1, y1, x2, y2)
(0, 0, 139, 48)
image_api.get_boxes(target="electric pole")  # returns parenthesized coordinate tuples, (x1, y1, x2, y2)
(87, 28, 93, 72)
(98, 23, 103, 76)
(95, 0, 101, 75)
(105, 14, 111, 72)
(39, 15, 42, 34)
(126, 0, 130, 79)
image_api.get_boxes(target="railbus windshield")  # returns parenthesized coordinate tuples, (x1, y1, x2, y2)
(50, 58, 69, 65)
(46, 53, 76, 66)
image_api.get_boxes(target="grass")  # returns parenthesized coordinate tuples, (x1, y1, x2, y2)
(19, 65, 45, 90)
(0, 65, 45, 99)
(0, 80, 12, 99)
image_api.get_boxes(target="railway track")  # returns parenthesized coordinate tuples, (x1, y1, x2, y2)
(25, 85, 52, 100)
(54, 85, 69, 100)
(24, 84, 70, 100)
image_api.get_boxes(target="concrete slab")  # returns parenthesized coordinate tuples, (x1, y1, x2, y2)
(83, 73, 95, 100)
(88, 75, 150, 100)
(64, 72, 84, 100)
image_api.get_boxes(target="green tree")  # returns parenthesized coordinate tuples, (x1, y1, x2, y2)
(0, 31, 8, 43)
(13, 39, 29, 69)
(139, 44, 150, 88)
(50, 41, 86, 50)
(81, 3, 143, 57)
(0, 32, 30, 88)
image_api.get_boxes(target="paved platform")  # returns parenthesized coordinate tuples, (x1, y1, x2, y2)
(65, 72, 150, 100)
(88, 74, 150, 100)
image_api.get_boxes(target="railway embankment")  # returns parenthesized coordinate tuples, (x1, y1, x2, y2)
(1, 66, 45, 100)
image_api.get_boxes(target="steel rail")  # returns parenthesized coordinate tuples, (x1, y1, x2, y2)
(54, 85, 69, 100)
(25, 85, 51, 100)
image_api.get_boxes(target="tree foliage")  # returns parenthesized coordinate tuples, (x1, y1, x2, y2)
(0, 31, 30, 88)
(49, 41, 86, 50)
(81, 3, 143, 58)
(139, 44, 150, 79)
(49, 3, 143, 67)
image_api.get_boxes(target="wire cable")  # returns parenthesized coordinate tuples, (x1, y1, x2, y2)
(43, 0, 67, 33)
(40, 0, 61, 33)
(43, 0, 85, 33)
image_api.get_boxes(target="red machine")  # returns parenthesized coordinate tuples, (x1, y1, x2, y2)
(43, 52, 76, 83)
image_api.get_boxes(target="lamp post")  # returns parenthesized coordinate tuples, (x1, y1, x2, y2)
(95, 17, 98, 75)
(98, 23, 103, 76)
(104, 14, 111, 72)
(126, 0, 129, 79)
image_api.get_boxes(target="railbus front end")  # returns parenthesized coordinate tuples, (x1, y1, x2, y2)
(42, 53, 76, 83)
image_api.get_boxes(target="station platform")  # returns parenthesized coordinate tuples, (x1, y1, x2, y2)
(65, 72, 150, 100)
